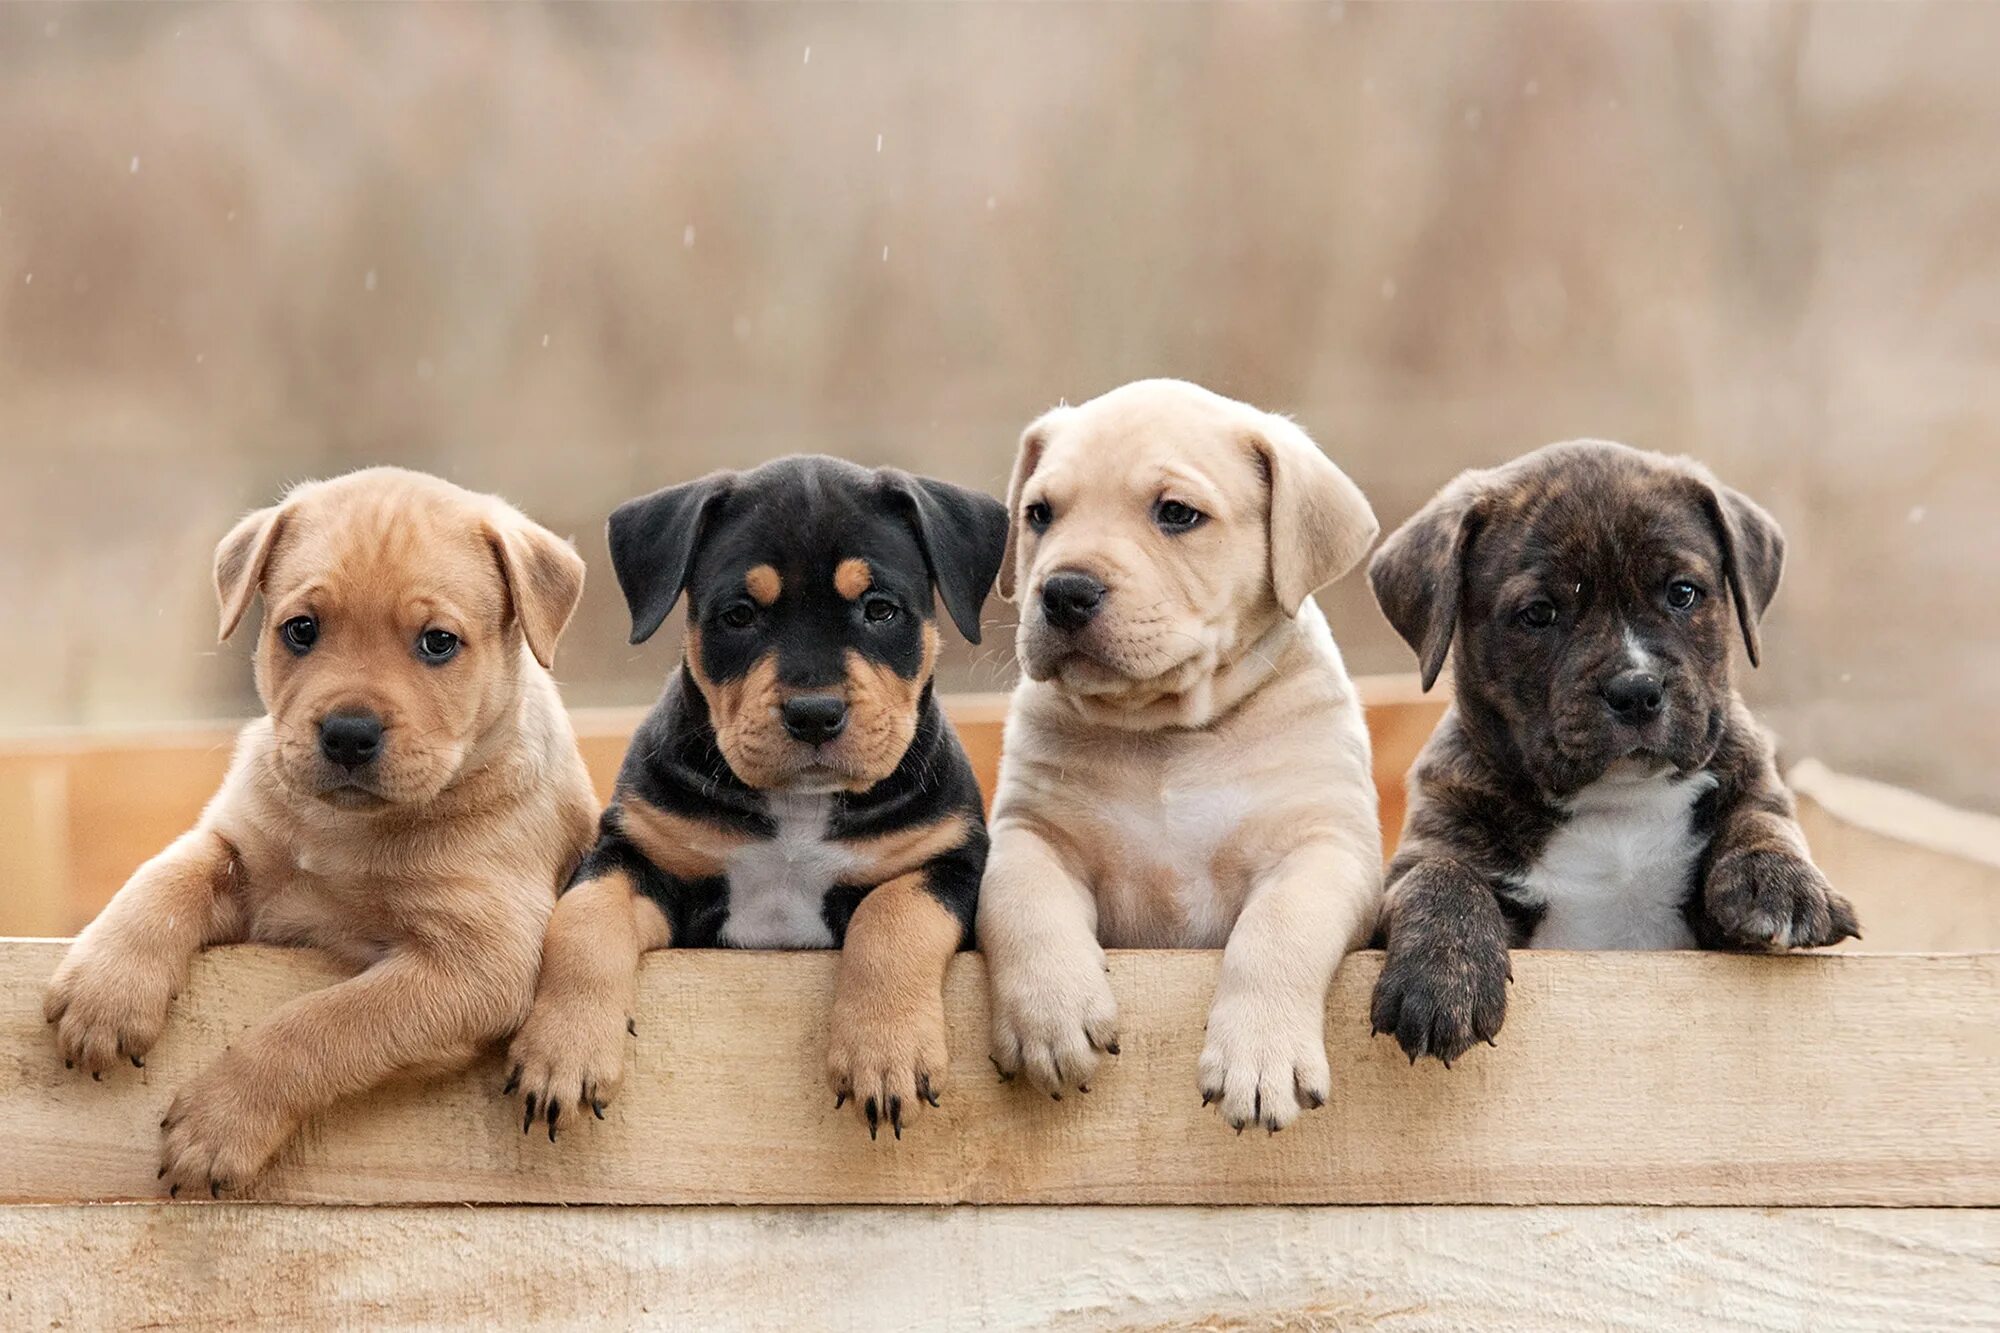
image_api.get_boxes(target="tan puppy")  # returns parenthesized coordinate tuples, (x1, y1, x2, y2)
(979, 379, 1385, 1132)
(43, 467, 597, 1197)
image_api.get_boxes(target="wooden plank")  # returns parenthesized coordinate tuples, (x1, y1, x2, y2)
(0, 680, 1448, 935)
(2, 1203, 1992, 1332)
(3, 941, 1994, 1207)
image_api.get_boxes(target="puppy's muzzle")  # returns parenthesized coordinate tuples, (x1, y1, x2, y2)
(1040, 570, 1107, 632)
(318, 711, 385, 770)
(1600, 669, 1666, 724)
(781, 694, 849, 746)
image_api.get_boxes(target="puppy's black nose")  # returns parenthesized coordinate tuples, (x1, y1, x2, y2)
(318, 712, 384, 769)
(782, 695, 849, 745)
(1602, 670, 1666, 721)
(1041, 571, 1107, 632)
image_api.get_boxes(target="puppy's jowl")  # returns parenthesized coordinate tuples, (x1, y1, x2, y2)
(978, 379, 1385, 1132)
(506, 456, 1007, 1141)
(1369, 440, 1860, 1064)
(44, 468, 597, 1197)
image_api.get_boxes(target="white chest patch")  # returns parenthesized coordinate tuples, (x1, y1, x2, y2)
(1521, 766, 1717, 950)
(1098, 781, 1257, 948)
(719, 793, 860, 949)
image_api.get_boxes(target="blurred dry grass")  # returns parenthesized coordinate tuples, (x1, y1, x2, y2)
(1, 2, 1994, 810)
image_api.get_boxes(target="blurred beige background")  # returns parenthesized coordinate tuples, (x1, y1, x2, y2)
(1, 2, 1993, 811)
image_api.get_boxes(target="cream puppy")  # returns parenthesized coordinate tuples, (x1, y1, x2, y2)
(978, 378, 1384, 1132)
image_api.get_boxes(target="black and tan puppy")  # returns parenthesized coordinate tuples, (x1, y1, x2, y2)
(1368, 441, 1859, 1064)
(505, 456, 1007, 1140)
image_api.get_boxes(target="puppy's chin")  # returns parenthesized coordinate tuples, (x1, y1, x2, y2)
(271, 740, 466, 813)
(716, 739, 909, 797)
(1018, 621, 1216, 699)
(1531, 706, 1722, 797)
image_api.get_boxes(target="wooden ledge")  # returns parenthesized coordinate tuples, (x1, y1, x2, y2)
(4, 941, 1995, 1207)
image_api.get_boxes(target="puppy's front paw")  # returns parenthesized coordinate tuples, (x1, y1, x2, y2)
(504, 993, 633, 1142)
(44, 941, 177, 1077)
(1370, 936, 1509, 1066)
(159, 1052, 296, 1198)
(1705, 850, 1860, 951)
(826, 992, 948, 1141)
(1198, 991, 1329, 1134)
(989, 950, 1120, 1098)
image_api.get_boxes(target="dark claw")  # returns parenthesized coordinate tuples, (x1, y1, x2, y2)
(1104, 1040, 1120, 1056)
(989, 1056, 1012, 1083)
(1077, 1084, 1089, 1095)
(1201, 1090, 1215, 1107)
(157, 1166, 167, 1179)
(591, 1099, 606, 1120)
(1254, 1090, 1262, 1122)
(835, 1092, 849, 1110)
(209, 1180, 222, 1199)
(169, 1183, 181, 1199)
(917, 1074, 939, 1108)
(889, 1096, 903, 1140)
(626, 1017, 638, 1037)
(523, 1093, 537, 1133)
(1050, 1091, 1062, 1102)
(131, 1055, 144, 1069)
(91, 1071, 102, 1082)
(65, 1060, 73, 1070)
(865, 1098, 880, 1140)
(501, 1065, 522, 1096)
(1234, 1122, 1246, 1136)
(546, 1101, 561, 1141)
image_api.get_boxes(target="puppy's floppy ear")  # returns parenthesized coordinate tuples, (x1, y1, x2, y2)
(881, 470, 1009, 645)
(606, 473, 732, 645)
(1248, 414, 1381, 616)
(485, 510, 587, 670)
(214, 503, 289, 642)
(997, 406, 1068, 601)
(1689, 475, 1785, 668)
(1369, 481, 1482, 692)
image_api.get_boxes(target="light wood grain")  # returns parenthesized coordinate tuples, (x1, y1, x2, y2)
(3, 941, 1994, 1207)
(0, 680, 1448, 935)
(2, 1203, 1993, 1331)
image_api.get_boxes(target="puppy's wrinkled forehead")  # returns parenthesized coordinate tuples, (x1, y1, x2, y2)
(263, 475, 507, 622)
(1476, 445, 1723, 589)
(690, 463, 928, 609)
(1035, 382, 1267, 512)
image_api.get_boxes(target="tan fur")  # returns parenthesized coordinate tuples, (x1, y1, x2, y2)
(978, 379, 1385, 1131)
(43, 467, 597, 1196)
(745, 564, 782, 607)
(618, 797, 753, 881)
(826, 872, 962, 1130)
(833, 557, 872, 601)
(504, 869, 670, 1119)
(842, 811, 972, 887)
(686, 632, 794, 789)
(838, 626, 938, 788)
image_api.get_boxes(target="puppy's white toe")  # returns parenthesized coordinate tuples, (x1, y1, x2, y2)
(990, 961, 1119, 1098)
(1198, 994, 1330, 1133)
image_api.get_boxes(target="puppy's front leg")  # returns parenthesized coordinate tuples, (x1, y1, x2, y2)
(1699, 773, 1859, 951)
(978, 824, 1118, 1098)
(46, 828, 241, 1077)
(159, 935, 534, 1197)
(506, 868, 670, 1139)
(826, 861, 971, 1140)
(1202, 840, 1378, 1132)
(1370, 855, 1511, 1065)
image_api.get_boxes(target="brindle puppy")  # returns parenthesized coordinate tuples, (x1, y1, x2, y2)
(1368, 441, 1858, 1064)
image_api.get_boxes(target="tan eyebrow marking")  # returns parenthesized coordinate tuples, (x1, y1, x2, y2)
(834, 558, 872, 601)
(745, 564, 782, 607)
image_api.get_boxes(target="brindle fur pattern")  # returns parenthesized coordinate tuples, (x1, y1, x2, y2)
(1368, 441, 1858, 1064)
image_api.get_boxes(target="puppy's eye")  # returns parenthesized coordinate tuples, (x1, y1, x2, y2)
(416, 628, 460, 663)
(719, 602, 758, 630)
(861, 595, 899, 624)
(1666, 580, 1703, 611)
(280, 616, 318, 655)
(1024, 500, 1053, 532)
(1517, 600, 1559, 630)
(1154, 500, 1204, 532)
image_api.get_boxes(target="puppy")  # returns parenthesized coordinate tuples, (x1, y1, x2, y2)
(978, 379, 1385, 1133)
(505, 456, 1008, 1141)
(43, 467, 596, 1196)
(1368, 440, 1860, 1064)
